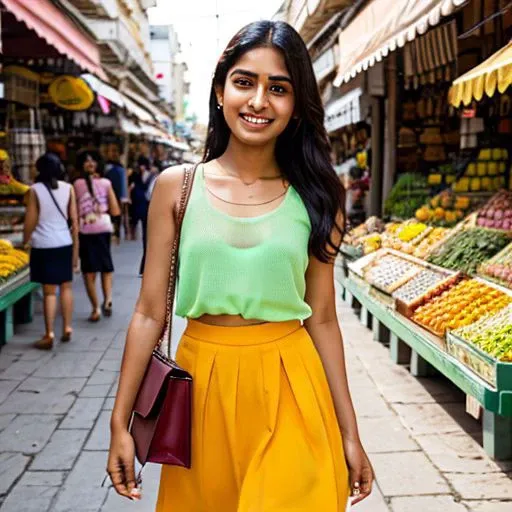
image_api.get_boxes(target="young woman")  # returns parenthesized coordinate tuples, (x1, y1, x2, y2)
(108, 20, 373, 510)
(74, 151, 120, 322)
(23, 153, 79, 349)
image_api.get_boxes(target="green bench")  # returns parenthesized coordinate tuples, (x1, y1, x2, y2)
(341, 275, 512, 461)
(0, 273, 39, 345)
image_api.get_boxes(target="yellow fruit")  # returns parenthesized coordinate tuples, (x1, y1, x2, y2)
(440, 194, 453, 209)
(428, 174, 442, 185)
(434, 207, 445, 220)
(481, 177, 492, 191)
(466, 163, 476, 176)
(415, 207, 431, 222)
(430, 196, 440, 208)
(457, 178, 470, 192)
(445, 210, 457, 224)
(455, 196, 470, 209)
(470, 177, 481, 191)
(446, 175, 456, 185)
(488, 162, 498, 176)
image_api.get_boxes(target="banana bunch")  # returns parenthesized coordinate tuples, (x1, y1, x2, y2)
(0, 241, 29, 282)
(0, 177, 30, 197)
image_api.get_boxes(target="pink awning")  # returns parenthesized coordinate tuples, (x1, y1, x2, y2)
(1, 0, 106, 80)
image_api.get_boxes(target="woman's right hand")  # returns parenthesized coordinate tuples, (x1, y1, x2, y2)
(107, 428, 141, 500)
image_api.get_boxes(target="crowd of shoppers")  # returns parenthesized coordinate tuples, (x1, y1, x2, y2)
(23, 147, 161, 349)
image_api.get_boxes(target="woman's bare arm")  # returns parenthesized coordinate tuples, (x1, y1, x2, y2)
(107, 184, 121, 217)
(23, 189, 38, 246)
(110, 167, 185, 432)
(68, 187, 79, 268)
(304, 212, 373, 503)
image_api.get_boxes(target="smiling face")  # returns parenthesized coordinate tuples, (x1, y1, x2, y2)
(217, 46, 296, 148)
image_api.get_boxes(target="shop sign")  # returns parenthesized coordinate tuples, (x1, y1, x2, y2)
(48, 76, 94, 111)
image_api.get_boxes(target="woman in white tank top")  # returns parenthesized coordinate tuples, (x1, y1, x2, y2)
(23, 153, 79, 350)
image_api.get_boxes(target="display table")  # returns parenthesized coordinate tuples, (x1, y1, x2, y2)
(340, 273, 512, 460)
(0, 269, 39, 345)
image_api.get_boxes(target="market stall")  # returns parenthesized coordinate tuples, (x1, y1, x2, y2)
(339, 239, 512, 460)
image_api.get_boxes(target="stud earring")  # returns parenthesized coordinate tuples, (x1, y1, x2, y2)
(217, 103, 223, 110)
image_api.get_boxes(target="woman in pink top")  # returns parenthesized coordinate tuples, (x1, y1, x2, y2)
(74, 151, 120, 322)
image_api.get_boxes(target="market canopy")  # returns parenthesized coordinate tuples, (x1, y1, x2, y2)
(333, 0, 467, 86)
(449, 40, 512, 107)
(1, 0, 106, 80)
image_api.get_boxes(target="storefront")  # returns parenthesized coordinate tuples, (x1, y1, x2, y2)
(337, 3, 512, 460)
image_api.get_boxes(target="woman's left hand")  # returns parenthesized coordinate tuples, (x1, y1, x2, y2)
(343, 437, 374, 505)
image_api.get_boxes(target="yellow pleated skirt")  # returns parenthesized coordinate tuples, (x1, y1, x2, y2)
(156, 320, 350, 512)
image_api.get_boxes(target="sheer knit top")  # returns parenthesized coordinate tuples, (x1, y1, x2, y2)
(175, 167, 312, 322)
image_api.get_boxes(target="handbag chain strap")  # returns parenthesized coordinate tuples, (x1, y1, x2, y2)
(157, 164, 197, 359)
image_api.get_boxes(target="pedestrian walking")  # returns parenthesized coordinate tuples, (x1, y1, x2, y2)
(74, 150, 120, 322)
(107, 20, 373, 510)
(105, 144, 129, 244)
(23, 152, 79, 350)
(128, 156, 157, 275)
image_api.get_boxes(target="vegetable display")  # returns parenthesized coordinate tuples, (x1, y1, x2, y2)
(412, 279, 511, 336)
(427, 228, 510, 275)
(384, 173, 429, 220)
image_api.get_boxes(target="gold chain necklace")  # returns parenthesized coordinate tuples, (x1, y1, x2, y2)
(205, 183, 288, 206)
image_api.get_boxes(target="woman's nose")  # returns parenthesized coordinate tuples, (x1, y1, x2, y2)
(249, 86, 268, 111)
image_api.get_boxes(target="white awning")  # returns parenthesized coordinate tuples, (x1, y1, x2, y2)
(123, 88, 172, 124)
(81, 74, 124, 108)
(119, 117, 142, 135)
(325, 88, 362, 133)
(334, 0, 467, 86)
(123, 96, 154, 123)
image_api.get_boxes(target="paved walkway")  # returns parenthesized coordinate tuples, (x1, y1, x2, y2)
(0, 242, 510, 511)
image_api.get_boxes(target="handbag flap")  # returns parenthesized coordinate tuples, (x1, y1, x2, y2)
(133, 355, 172, 418)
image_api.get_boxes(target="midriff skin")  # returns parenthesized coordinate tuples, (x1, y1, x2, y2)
(195, 314, 269, 326)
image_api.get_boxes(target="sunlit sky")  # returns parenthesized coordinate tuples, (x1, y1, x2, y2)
(148, 0, 284, 124)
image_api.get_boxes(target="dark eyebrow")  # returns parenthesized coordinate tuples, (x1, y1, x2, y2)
(229, 69, 292, 84)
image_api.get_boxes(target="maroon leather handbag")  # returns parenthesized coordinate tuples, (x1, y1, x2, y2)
(129, 165, 196, 468)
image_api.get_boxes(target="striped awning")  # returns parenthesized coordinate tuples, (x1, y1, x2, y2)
(334, 0, 467, 86)
(449, 40, 512, 107)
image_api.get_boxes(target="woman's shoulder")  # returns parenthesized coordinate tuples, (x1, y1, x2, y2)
(158, 164, 192, 188)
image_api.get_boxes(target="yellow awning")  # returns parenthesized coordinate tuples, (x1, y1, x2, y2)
(449, 41, 512, 107)
(334, 0, 467, 86)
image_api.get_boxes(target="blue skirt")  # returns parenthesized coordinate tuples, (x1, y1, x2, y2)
(30, 245, 73, 285)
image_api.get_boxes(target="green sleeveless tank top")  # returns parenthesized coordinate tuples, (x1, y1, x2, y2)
(175, 166, 313, 321)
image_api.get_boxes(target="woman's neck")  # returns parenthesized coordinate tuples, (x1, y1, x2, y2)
(217, 135, 280, 179)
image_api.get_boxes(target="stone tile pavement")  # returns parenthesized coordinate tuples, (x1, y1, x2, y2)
(0, 242, 509, 511)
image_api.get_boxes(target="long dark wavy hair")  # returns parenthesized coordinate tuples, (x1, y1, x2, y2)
(203, 20, 345, 262)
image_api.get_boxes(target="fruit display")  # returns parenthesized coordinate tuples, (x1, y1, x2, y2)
(412, 279, 511, 337)
(396, 222, 428, 242)
(452, 148, 508, 193)
(0, 176, 29, 199)
(393, 268, 459, 317)
(0, 239, 29, 282)
(479, 243, 512, 288)
(415, 189, 471, 226)
(427, 228, 510, 275)
(342, 216, 386, 257)
(363, 252, 423, 294)
(384, 173, 429, 220)
(476, 190, 512, 231)
(413, 227, 451, 259)
(452, 305, 512, 361)
(447, 305, 512, 386)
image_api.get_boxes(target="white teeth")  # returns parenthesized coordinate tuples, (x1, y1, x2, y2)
(242, 115, 270, 125)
